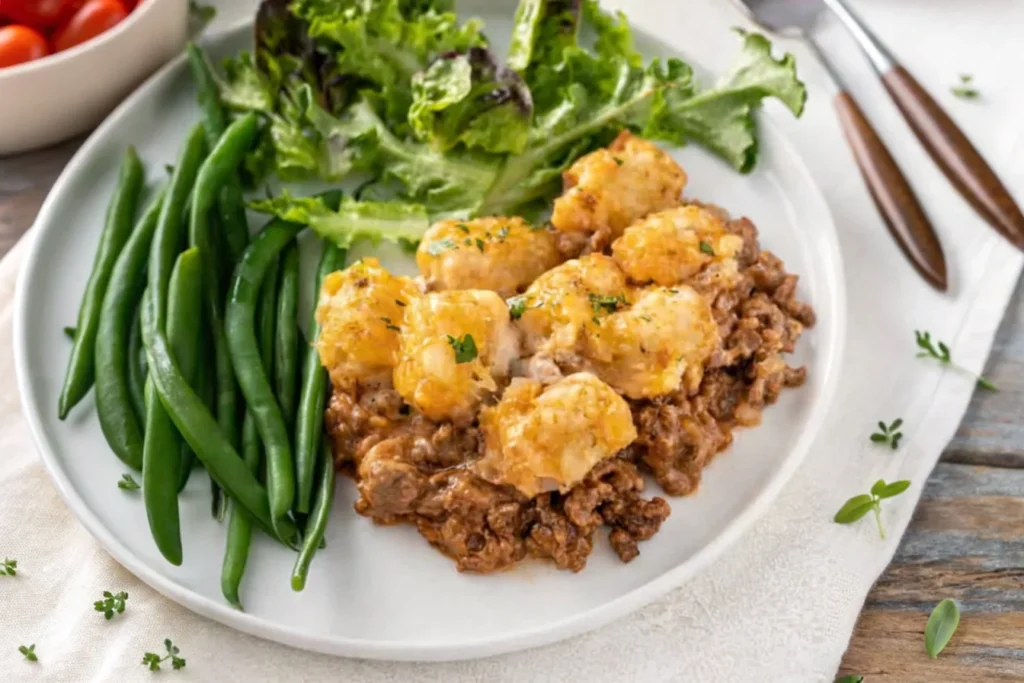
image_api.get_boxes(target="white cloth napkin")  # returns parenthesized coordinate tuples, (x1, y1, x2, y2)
(2, 1, 1022, 681)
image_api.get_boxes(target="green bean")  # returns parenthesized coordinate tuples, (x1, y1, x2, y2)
(274, 243, 300, 430)
(294, 243, 345, 513)
(171, 252, 204, 496)
(59, 147, 145, 419)
(94, 189, 165, 470)
(143, 247, 201, 565)
(226, 218, 301, 536)
(292, 438, 335, 591)
(185, 42, 249, 262)
(150, 125, 207, 332)
(221, 410, 261, 610)
(221, 259, 278, 610)
(127, 304, 147, 424)
(190, 113, 259, 451)
(140, 292, 296, 544)
(179, 337, 215, 493)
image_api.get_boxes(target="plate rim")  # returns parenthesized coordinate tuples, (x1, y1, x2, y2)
(13, 19, 848, 662)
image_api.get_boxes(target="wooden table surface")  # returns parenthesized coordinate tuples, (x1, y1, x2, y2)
(2, 138, 1022, 682)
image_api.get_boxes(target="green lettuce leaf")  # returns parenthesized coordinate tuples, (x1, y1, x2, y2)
(409, 47, 532, 154)
(301, 87, 500, 213)
(650, 30, 807, 172)
(290, 0, 484, 131)
(250, 191, 430, 248)
(506, 0, 582, 75)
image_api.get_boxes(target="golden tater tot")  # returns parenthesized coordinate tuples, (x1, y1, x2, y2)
(477, 373, 637, 497)
(416, 217, 562, 297)
(315, 257, 419, 385)
(394, 290, 518, 423)
(550, 131, 687, 246)
(584, 285, 719, 399)
(611, 205, 744, 287)
(515, 254, 629, 355)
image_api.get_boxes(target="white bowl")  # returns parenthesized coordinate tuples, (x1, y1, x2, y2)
(0, 0, 188, 156)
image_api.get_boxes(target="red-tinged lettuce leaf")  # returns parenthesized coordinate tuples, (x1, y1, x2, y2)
(409, 47, 533, 154)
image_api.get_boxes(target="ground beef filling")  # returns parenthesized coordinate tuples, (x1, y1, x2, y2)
(326, 387, 670, 573)
(324, 210, 813, 573)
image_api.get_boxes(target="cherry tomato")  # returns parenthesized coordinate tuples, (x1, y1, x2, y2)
(0, 0, 83, 30)
(51, 0, 125, 53)
(0, 24, 47, 67)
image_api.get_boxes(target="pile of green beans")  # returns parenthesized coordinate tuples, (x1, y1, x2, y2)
(57, 43, 344, 609)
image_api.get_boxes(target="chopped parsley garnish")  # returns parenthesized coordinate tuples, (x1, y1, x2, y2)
(507, 295, 539, 320)
(446, 334, 478, 363)
(1, 557, 17, 576)
(612, 156, 624, 166)
(427, 238, 457, 255)
(455, 223, 470, 233)
(380, 317, 400, 332)
(395, 299, 406, 307)
(699, 240, 715, 255)
(588, 293, 627, 318)
(475, 238, 485, 252)
(19, 644, 37, 662)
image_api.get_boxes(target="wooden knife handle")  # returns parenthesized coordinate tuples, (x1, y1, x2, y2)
(833, 91, 948, 291)
(882, 65, 1024, 249)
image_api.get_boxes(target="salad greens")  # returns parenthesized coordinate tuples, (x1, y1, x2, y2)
(215, 0, 806, 247)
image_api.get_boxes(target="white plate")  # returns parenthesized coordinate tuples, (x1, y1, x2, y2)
(13, 7, 846, 662)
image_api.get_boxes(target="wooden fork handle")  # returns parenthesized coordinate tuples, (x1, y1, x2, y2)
(882, 66, 1024, 250)
(833, 91, 948, 291)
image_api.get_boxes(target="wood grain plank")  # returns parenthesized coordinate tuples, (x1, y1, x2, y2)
(945, 274, 1024, 467)
(840, 462, 1024, 680)
(0, 138, 82, 256)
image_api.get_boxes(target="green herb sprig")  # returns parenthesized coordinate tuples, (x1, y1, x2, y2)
(870, 419, 903, 450)
(1, 557, 17, 576)
(142, 639, 186, 671)
(94, 591, 129, 620)
(118, 473, 141, 491)
(925, 598, 960, 658)
(834, 479, 911, 539)
(18, 644, 37, 662)
(915, 330, 997, 390)
(951, 74, 979, 100)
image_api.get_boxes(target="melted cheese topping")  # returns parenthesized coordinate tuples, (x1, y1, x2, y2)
(611, 205, 744, 287)
(315, 257, 419, 385)
(477, 373, 637, 497)
(416, 216, 562, 297)
(584, 285, 719, 398)
(550, 130, 687, 242)
(516, 253, 629, 355)
(393, 289, 518, 423)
